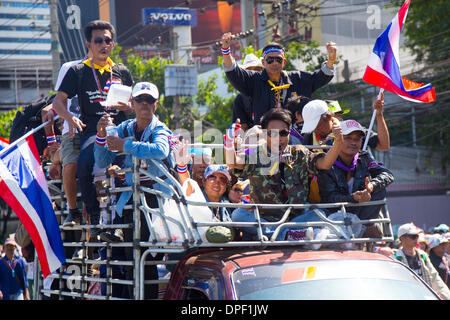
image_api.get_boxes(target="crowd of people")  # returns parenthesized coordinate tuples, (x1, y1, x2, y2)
(1, 19, 448, 300)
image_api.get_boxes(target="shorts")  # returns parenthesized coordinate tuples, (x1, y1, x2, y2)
(60, 132, 81, 167)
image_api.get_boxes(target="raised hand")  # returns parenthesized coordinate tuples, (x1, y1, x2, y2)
(326, 41, 338, 63)
(331, 118, 343, 144)
(173, 139, 192, 167)
(221, 32, 234, 49)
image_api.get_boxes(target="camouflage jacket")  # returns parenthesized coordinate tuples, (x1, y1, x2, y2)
(234, 144, 325, 221)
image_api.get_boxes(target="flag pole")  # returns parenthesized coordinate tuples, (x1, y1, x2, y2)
(362, 88, 383, 151)
(0, 116, 59, 158)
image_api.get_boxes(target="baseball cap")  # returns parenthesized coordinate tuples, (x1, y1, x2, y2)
(242, 53, 263, 70)
(428, 234, 449, 249)
(433, 224, 449, 233)
(397, 223, 421, 238)
(132, 82, 159, 99)
(327, 100, 350, 115)
(203, 165, 231, 182)
(4, 238, 17, 247)
(341, 120, 366, 136)
(301, 100, 329, 134)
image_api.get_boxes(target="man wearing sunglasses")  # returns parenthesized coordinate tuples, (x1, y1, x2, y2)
(94, 81, 175, 298)
(225, 108, 343, 241)
(221, 32, 337, 126)
(52, 20, 133, 239)
(392, 223, 450, 299)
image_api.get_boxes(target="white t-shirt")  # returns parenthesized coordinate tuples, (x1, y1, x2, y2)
(55, 60, 82, 135)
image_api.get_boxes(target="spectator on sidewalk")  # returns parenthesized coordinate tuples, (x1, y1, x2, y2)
(0, 238, 30, 300)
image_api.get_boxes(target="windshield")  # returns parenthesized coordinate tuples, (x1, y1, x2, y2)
(232, 259, 438, 300)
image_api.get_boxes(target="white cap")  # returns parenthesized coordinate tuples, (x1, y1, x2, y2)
(301, 100, 329, 134)
(132, 82, 159, 99)
(341, 120, 366, 135)
(242, 53, 263, 69)
(398, 223, 421, 238)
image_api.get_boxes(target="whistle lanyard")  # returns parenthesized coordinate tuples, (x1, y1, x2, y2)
(90, 60, 113, 95)
(2, 257, 18, 278)
(334, 154, 359, 173)
(267, 79, 290, 108)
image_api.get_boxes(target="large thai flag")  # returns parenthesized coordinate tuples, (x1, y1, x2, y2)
(0, 137, 8, 149)
(363, 0, 435, 103)
(0, 135, 65, 278)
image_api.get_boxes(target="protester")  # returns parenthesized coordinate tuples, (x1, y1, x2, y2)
(225, 108, 343, 240)
(94, 81, 174, 299)
(221, 32, 337, 125)
(188, 144, 213, 188)
(42, 50, 93, 227)
(391, 223, 450, 299)
(301, 92, 390, 152)
(51, 20, 133, 240)
(318, 119, 394, 238)
(173, 139, 232, 223)
(232, 53, 263, 131)
(228, 179, 250, 204)
(284, 95, 309, 145)
(427, 234, 449, 287)
(0, 238, 30, 300)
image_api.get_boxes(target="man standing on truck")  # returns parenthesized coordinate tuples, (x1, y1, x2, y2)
(94, 81, 175, 299)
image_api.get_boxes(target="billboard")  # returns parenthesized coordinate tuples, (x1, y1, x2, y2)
(58, 0, 100, 63)
(142, 8, 197, 27)
(113, 0, 242, 64)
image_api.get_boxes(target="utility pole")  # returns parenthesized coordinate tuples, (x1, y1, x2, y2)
(49, 0, 60, 87)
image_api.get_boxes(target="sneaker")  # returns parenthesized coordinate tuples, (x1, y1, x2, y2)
(99, 230, 123, 243)
(63, 211, 82, 227)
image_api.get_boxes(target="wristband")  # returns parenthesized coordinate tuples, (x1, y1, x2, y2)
(221, 47, 230, 55)
(96, 134, 107, 146)
(46, 134, 56, 145)
(176, 164, 188, 174)
(49, 108, 57, 117)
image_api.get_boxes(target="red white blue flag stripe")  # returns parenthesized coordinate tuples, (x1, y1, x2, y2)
(0, 135, 65, 277)
(363, 0, 435, 103)
(0, 137, 8, 149)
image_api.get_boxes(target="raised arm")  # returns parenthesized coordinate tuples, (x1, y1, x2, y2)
(316, 118, 343, 170)
(373, 91, 390, 151)
(224, 120, 245, 170)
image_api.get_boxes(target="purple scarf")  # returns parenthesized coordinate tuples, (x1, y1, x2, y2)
(334, 154, 359, 172)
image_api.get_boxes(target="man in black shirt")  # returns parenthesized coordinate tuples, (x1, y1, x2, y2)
(52, 20, 133, 238)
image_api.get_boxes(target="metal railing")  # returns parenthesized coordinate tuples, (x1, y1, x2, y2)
(34, 150, 394, 300)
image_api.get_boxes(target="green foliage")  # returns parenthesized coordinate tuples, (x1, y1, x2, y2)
(0, 108, 19, 139)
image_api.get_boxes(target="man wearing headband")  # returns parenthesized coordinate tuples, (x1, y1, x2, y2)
(317, 120, 394, 238)
(221, 32, 337, 125)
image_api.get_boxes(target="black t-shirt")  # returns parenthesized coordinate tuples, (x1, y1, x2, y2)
(405, 253, 423, 277)
(58, 62, 133, 138)
(232, 93, 253, 127)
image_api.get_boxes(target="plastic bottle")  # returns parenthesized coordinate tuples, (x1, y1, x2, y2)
(105, 118, 118, 152)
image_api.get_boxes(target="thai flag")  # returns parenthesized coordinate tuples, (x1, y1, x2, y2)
(0, 135, 66, 278)
(363, 0, 435, 103)
(0, 137, 9, 149)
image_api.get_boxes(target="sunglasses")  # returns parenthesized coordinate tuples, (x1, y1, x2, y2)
(265, 56, 284, 64)
(206, 175, 228, 185)
(134, 95, 156, 104)
(267, 129, 290, 138)
(405, 234, 419, 240)
(232, 188, 243, 193)
(93, 36, 113, 45)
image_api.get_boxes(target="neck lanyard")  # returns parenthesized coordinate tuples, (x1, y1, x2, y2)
(2, 257, 17, 278)
(334, 154, 359, 173)
(90, 59, 113, 95)
(268, 78, 290, 108)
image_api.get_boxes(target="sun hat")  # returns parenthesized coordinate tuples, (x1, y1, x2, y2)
(301, 100, 329, 134)
(203, 165, 231, 182)
(4, 238, 17, 247)
(131, 82, 159, 99)
(428, 234, 449, 249)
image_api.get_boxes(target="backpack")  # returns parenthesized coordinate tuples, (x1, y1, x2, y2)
(9, 94, 58, 156)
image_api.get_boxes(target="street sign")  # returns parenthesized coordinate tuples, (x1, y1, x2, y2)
(142, 8, 197, 27)
(164, 65, 197, 96)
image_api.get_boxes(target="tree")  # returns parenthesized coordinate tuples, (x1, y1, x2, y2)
(388, 0, 450, 172)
